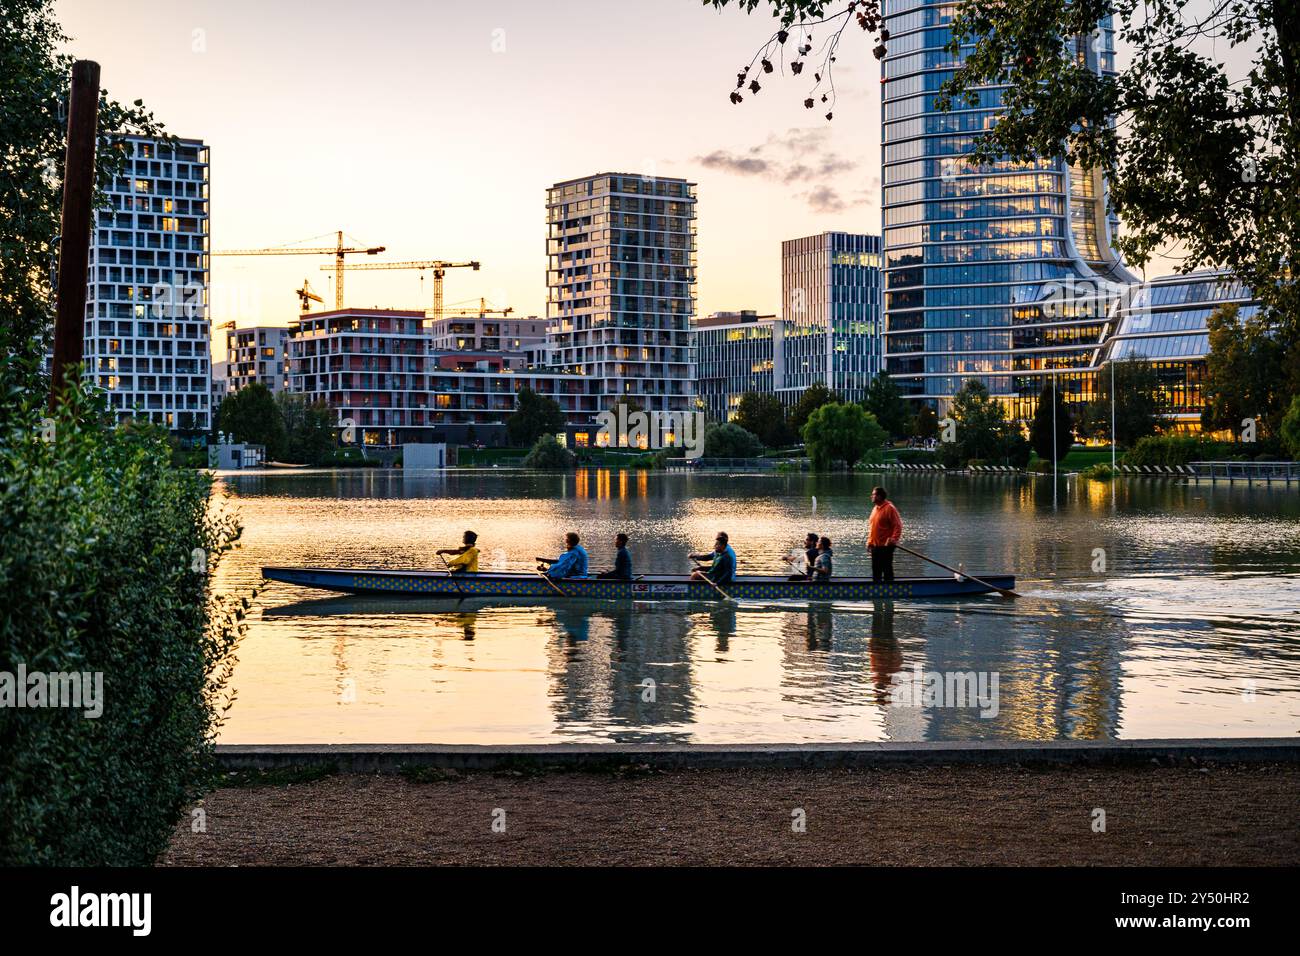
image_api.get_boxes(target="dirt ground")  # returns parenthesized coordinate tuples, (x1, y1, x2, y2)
(162, 763, 1300, 866)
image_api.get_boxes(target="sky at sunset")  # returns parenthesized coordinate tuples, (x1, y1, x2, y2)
(54, 0, 1197, 354)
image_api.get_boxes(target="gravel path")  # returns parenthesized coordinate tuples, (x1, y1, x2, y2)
(163, 763, 1300, 866)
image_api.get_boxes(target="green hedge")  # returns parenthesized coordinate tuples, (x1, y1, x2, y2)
(1125, 435, 1236, 466)
(0, 373, 245, 864)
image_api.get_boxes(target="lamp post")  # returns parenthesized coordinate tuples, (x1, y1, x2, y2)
(1110, 359, 1117, 470)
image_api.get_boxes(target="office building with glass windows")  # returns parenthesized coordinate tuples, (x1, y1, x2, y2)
(83, 135, 211, 429)
(545, 173, 697, 417)
(693, 310, 779, 422)
(1098, 270, 1257, 430)
(778, 232, 883, 405)
(880, 0, 1134, 420)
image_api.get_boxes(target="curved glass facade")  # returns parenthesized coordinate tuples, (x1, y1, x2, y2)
(880, 0, 1132, 419)
(1099, 270, 1257, 426)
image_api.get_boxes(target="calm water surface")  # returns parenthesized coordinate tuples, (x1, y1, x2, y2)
(212, 469, 1300, 743)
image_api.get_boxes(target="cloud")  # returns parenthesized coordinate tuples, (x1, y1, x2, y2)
(697, 150, 770, 176)
(693, 127, 866, 212)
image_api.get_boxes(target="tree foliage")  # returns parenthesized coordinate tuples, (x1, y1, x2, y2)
(703, 421, 766, 458)
(733, 391, 793, 446)
(0, 373, 244, 864)
(938, 379, 1031, 468)
(1280, 394, 1300, 460)
(914, 404, 939, 441)
(1029, 382, 1074, 462)
(1, 0, 163, 395)
(1078, 357, 1163, 448)
(1202, 303, 1289, 437)
(862, 371, 911, 439)
(802, 401, 886, 469)
(522, 434, 576, 470)
(277, 392, 335, 465)
(507, 386, 565, 448)
(216, 383, 287, 460)
(788, 382, 838, 437)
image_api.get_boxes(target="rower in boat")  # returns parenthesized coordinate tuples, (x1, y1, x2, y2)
(537, 532, 589, 579)
(784, 532, 820, 581)
(810, 536, 833, 582)
(867, 486, 903, 584)
(436, 530, 479, 574)
(596, 532, 633, 580)
(689, 532, 736, 585)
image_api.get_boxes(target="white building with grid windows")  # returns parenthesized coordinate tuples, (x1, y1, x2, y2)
(85, 135, 211, 429)
(546, 173, 697, 417)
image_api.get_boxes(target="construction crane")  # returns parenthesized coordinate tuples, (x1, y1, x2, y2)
(443, 298, 514, 318)
(212, 230, 386, 309)
(328, 259, 480, 320)
(295, 279, 324, 313)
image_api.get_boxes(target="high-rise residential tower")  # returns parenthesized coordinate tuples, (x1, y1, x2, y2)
(86, 135, 211, 429)
(778, 231, 884, 405)
(546, 173, 697, 416)
(879, 2, 1132, 419)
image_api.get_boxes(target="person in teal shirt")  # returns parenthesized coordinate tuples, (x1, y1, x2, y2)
(538, 532, 589, 579)
(690, 532, 736, 584)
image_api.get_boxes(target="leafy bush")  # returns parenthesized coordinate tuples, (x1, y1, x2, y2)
(1081, 463, 1116, 481)
(703, 422, 764, 458)
(893, 448, 937, 464)
(1281, 394, 1300, 460)
(523, 435, 577, 469)
(0, 374, 245, 864)
(1125, 434, 1234, 466)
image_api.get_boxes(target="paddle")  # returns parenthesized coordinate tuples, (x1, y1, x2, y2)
(894, 543, 1021, 598)
(534, 564, 567, 597)
(437, 553, 465, 599)
(692, 563, 735, 603)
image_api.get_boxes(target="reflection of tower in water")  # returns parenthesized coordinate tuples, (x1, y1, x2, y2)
(544, 605, 697, 742)
(897, 602, 1123, 741)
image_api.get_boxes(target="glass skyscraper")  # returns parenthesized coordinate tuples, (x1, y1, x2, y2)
(778, 231, 883, 405)
(880, 0, 1133, 420)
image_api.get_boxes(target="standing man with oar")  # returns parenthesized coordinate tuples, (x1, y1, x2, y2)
(867, 487, 903, 583)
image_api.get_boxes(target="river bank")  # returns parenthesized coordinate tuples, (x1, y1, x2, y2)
(164, 762, 1299, 866)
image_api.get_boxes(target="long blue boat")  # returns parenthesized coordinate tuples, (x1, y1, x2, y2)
(261, 567, 1015, 602)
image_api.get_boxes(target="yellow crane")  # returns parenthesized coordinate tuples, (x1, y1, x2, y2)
(327, 259, 480, 320)
(443, 297, 514, 318)
(212, 230, 386, 309)
(295, 279, 324, 313)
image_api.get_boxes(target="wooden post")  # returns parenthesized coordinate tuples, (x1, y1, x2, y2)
(49, 59, 101, 411)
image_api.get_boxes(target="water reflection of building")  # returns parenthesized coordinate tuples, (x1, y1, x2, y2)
(893, 604, 1123, 741)
(544, 606, 697, 742)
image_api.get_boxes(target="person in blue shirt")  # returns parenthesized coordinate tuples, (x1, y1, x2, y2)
(537, 532, 589, 579)
(597, 532, 633, 580)
(690, 532, 736, 584)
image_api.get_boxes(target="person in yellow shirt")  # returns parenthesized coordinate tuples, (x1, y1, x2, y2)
(437, 530, 480, 573)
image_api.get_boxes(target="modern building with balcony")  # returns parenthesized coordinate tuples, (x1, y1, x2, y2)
(286, 308, 597, 446)
(425, 310, 548, 359)
(778, 232, 884, 405)
(879, 0, 1133, 420)
(84, 135, 211, 429)
(223, 321, 290, 393)
(546, 173, 697, 417)
(693, 310, 779, 422)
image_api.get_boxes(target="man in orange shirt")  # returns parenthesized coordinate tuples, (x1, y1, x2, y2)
(867, 486, 903, 583)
